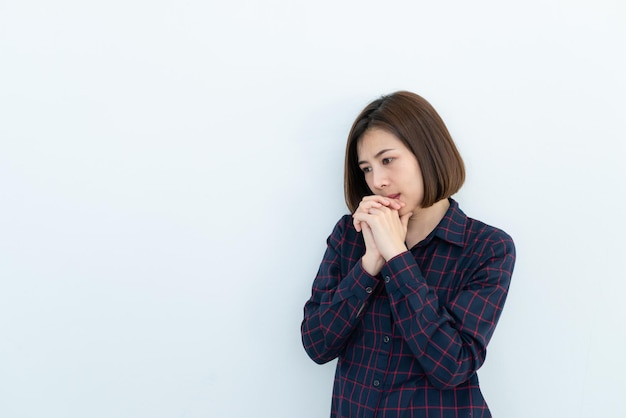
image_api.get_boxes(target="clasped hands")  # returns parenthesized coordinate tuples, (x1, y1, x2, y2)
(352, 196, 413, 276)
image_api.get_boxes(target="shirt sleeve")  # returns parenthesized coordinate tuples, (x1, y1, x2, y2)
(382, 230, 516, 390)
(301, 218, 379, 364)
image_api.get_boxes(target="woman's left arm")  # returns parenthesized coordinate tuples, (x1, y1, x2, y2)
(383, 232, 515, 390)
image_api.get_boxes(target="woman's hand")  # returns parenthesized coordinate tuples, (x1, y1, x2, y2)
(353, 196, 411, 275)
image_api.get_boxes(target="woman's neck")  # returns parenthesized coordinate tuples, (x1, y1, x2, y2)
(405, 198, 450, 249)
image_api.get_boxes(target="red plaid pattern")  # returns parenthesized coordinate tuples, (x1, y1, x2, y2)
(302, 199, 515, 418)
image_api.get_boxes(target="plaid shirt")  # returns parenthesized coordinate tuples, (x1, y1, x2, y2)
(301, 199, 515, 418)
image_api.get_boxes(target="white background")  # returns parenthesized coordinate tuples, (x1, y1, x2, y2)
(1, 1, 625, 417)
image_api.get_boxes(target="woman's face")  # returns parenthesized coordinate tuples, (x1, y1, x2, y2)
(356, 128, 424, 216)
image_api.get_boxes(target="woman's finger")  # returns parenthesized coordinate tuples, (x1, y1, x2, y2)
(353, 217, 362, 232)
(360, 195, 404, 210)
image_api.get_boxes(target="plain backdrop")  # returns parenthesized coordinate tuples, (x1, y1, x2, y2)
(1, 1, 625, 417)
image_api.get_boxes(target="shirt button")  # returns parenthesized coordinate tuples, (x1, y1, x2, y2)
(383, 336, 390, 343)
(384, 276, 390, 283)
(365, 287, 373, 294)
(373, 379, 380, 387)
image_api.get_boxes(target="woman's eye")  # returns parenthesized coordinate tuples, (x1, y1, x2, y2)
(382, 157, 394, 165)
(361, 166, 372, 173)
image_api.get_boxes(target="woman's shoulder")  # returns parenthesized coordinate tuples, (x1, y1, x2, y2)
(326, 214, 363, 248)
(464, 215, 516, 260)
(446, 199, 514, 248)
(466, 216, 513, 242)
(329, 213, 357, 236)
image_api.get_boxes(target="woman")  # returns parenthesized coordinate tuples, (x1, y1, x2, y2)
(301, 91, 516, 417)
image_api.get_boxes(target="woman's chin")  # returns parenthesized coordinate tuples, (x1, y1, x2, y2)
(399, 208, 412, 217)
(400, 204, 422, 218)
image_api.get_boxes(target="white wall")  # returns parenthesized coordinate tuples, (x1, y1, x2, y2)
(1, 1, 624, 417)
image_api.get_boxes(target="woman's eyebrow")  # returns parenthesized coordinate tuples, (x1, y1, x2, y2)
(358, 148, 395, 165)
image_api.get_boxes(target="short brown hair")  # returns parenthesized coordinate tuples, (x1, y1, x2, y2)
(344, 91, 465, 212)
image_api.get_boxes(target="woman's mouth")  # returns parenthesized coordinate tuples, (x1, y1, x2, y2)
(387, 193, 401, 200)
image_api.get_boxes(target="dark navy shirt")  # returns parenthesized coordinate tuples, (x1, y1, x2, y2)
(302, 199, 516, 418)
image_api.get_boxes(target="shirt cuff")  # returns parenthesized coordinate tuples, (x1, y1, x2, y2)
(380, 251, 425, 294)
(335, 259, 381, 301)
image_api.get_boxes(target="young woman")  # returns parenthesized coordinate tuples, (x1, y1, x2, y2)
(301, 91, 516, 418)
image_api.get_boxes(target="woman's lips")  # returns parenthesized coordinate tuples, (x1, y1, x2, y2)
(387, 193, 401, 200)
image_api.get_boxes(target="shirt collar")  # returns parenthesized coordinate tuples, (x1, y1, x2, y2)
(432, 198, 467, 247)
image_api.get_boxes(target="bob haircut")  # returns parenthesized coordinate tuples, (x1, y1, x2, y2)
(344, 91, 465, 213)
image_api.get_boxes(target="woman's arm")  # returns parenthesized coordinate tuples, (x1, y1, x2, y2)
(301, 218, 379, 364)
(384, 231, 515, 389)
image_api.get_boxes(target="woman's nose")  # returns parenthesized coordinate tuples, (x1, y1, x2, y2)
(372, 170, 389, 189)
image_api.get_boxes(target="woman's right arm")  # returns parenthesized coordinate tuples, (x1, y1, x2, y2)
(301, 218, 379, 364)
